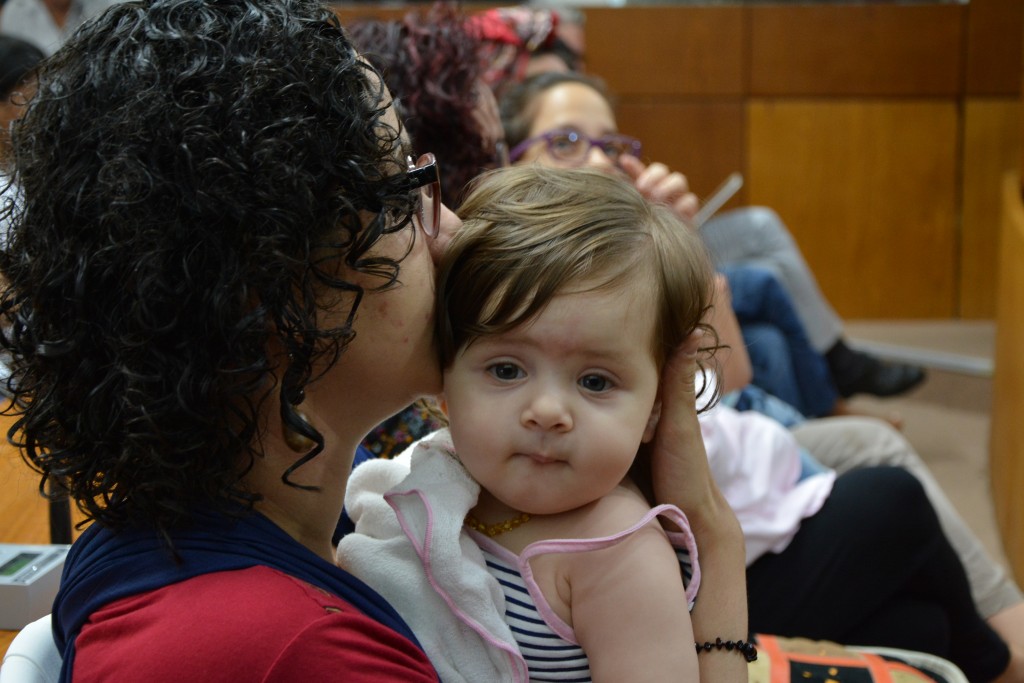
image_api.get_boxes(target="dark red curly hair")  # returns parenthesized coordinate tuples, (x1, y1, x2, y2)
(348, 3, 497, 209)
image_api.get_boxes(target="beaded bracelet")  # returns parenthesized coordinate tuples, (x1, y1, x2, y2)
(695, 637, 758, 662)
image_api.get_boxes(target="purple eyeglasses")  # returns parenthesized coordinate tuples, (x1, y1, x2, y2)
(508, 128, 642, 165)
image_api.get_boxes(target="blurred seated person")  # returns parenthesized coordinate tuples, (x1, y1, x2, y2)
(497, 69, 926, 402)
(0, 0, 124, 56)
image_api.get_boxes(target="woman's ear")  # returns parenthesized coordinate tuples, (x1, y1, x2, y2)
(641, 401, 661, 443)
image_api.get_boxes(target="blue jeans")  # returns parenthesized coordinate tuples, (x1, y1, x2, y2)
(702, 206, 843, 351)
(722, 264, 838, 417)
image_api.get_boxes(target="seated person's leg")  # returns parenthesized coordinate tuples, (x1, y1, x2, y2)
(726, 384, 807, 429)
(790, 416, 1024, 623)
(747, 466, 1010, 683)
(726, 265, 838, 418)
(702, 206, 843, 352)
(704, 208, 926, 398)
(740, 322, 801, 411)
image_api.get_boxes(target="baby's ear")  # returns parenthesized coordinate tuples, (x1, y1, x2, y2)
(641, 401, 661, 443)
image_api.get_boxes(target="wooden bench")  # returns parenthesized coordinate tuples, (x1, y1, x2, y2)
(991, 171, 1024, 586)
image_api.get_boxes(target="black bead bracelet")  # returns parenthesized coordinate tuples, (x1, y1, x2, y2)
(695, 637, 758, 663)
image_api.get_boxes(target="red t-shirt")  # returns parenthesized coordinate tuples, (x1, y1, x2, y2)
(72, 565, 438, 682)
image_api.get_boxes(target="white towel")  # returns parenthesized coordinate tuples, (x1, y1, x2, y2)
(337, 430, 528, 683)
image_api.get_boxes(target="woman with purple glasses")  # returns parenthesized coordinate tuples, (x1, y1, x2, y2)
(500, 70, 926, 407)
(501, 73, 842, 423)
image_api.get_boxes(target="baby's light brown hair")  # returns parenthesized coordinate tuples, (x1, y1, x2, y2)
(437, 165, 716, 375)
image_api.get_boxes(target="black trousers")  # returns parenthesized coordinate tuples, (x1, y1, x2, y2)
(747, 466, 1009, 682)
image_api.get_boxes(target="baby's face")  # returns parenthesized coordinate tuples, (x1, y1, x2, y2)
(442, 283, 660, 519)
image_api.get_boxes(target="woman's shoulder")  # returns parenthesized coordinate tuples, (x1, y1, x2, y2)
(74, 566, 437, 682)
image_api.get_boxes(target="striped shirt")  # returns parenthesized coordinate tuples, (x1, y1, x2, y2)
(471, 505, 697, 682)
(482, 546, 593, 682)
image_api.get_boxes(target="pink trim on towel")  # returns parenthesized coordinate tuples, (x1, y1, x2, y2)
(387, 488, 530, 682)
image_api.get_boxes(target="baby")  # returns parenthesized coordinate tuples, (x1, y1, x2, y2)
(339, 165, 719, 682)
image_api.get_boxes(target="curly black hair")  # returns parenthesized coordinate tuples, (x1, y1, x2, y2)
(0, 0, 421, 539)
(348, 3, 495, 209)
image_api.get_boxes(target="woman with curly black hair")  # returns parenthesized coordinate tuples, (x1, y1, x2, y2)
(1, 1, 456, 679)
(0, 0, 750, 681)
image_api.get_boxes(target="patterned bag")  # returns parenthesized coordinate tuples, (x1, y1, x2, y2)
(750, 635, 968, 683)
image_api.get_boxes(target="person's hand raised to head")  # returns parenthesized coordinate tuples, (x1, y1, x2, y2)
(647, 330, 720, 533)
(619, 154, 700, 225)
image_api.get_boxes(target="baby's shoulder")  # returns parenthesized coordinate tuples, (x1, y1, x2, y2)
(566, 483, 661, 540)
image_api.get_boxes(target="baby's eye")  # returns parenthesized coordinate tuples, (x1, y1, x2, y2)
(579, 374, 613, 392)
(487, 363, 524, 381)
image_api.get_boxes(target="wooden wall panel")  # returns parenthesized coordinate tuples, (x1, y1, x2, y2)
(0, 432, 50, 545)
(1020, 9, 1024, 187)
(0, 410, 85, 547)
(332, 4, 408, 27)
(584, 7, 744, 97)
(0, 631, 12, 661)
(615, 100, 744, 204)
(749, 5, 965, 97)
(990, 172, 1024, 586)
(747, 100, 958, 319)
(961, 100, 1023, 319)
(966, 0, 1024, 96)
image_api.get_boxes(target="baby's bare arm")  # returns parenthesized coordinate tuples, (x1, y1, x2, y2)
(568, 501, 699, 682)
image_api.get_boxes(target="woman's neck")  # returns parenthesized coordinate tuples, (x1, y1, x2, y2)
(255, 494, 340, 563)
(246, 432, 357, 563)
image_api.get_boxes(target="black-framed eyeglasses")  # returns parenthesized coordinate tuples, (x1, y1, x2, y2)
(508, 128, 642, 165)
(406, 152, 441, 239)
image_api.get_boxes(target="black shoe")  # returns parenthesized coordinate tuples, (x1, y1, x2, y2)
(826, 339, 928, 398)
(836, 359, 927, 398)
